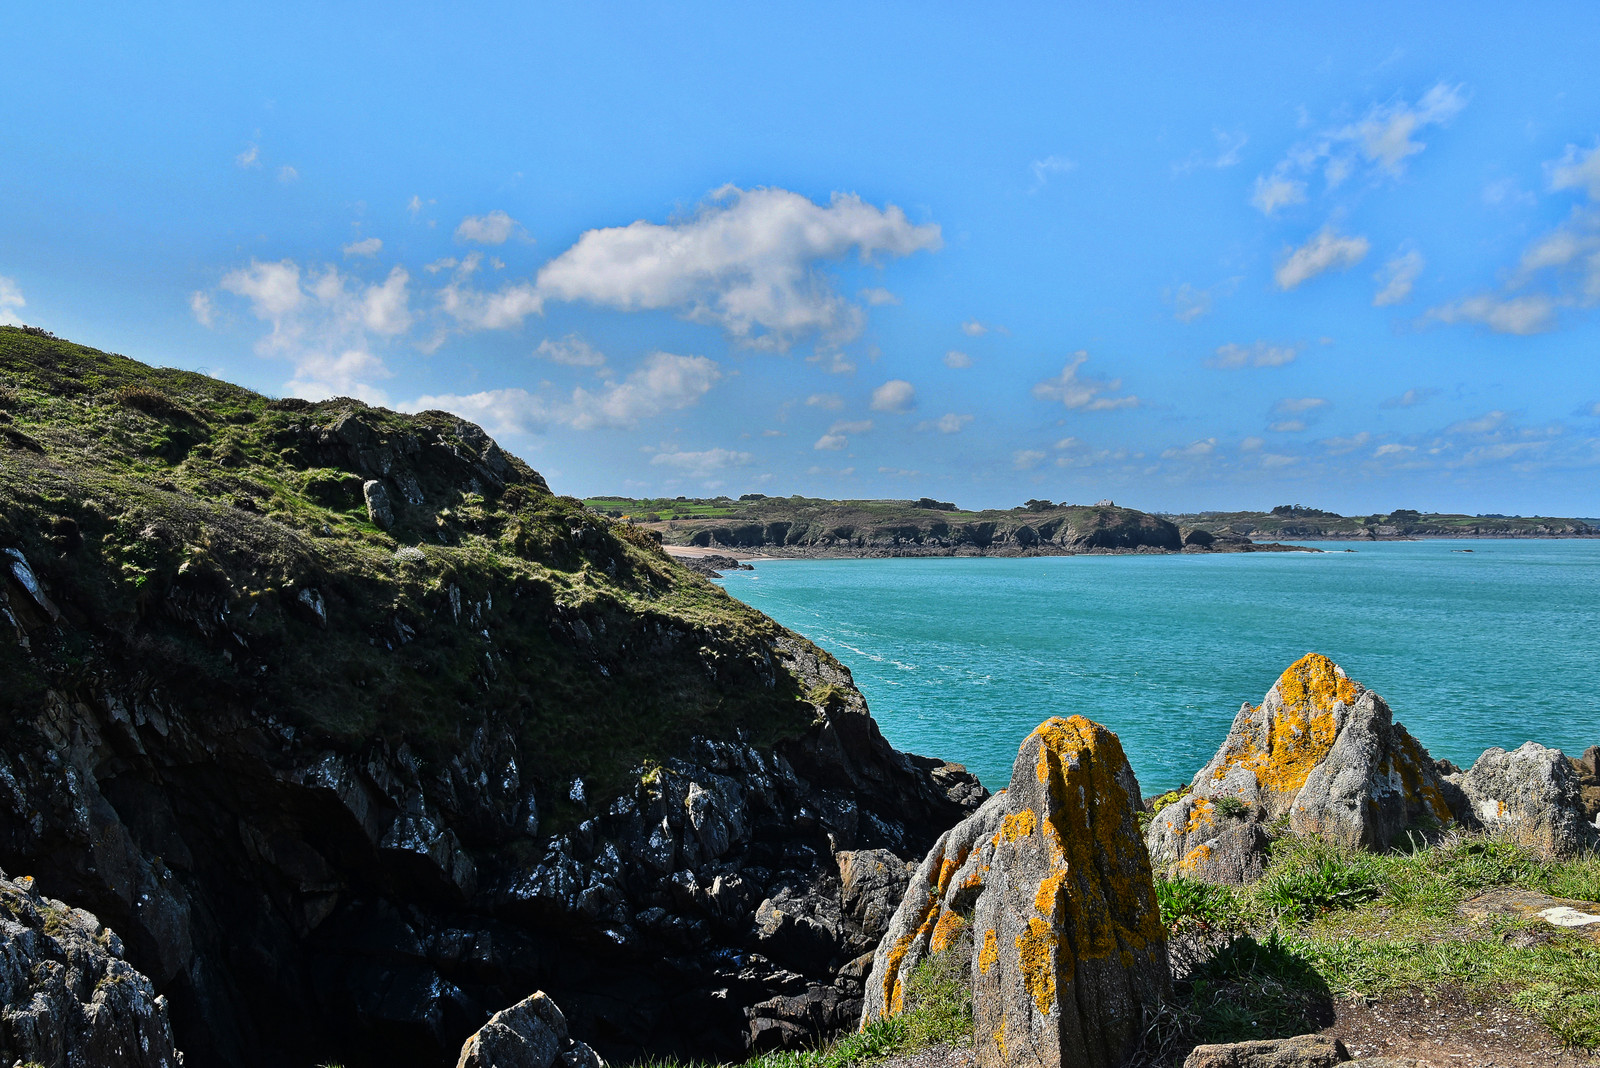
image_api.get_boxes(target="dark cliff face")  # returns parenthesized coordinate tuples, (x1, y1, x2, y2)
(0, 328, 984, 1067)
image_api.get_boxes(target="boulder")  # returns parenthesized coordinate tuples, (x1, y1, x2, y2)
(1147, 655, 1455, 881)
(1181, 1034, 1349, 1067)
(865, 718, 1168, 1068)
(0, 870, 184, 1068)
(363, 478, 395, 529)
(456, 991, 604, 1068)
(970, 717, 1168, 1068)
(1451, 742, 1598, 855)
(1564, 745, 1600, 825)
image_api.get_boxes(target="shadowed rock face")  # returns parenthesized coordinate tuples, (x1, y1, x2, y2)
(864, 717, 1168, 1068)
(1147, 655, 1454, 881)
(0, 870, 183, 1068)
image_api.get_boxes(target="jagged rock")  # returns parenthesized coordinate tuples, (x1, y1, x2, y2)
(836, 849, 911, 938)
(860, 792, 1006, 1022)
(1147, 655, 1454, 881)
(456, 990, 604, 1068)
(970, 717, 1168, 1068)
(1181, 1033, 1349, 1067)
(746, 984, 856, 1052)
(1571, 745, 1600, 824)
(1452, 742, 1598, 855)
(363, 478, 395, 529)
(0, 869, 184, 1068)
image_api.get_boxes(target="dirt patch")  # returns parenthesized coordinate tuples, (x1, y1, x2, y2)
(1323, 986, 1593, 1067)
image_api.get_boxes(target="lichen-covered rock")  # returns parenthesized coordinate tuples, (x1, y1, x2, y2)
(859, 792, 1006, 1023)
(1452, 742, 1598, 855)
(456, 990, 605, 1068)
(0, 869, 183, 1068)
(969, 717, 1168, 1068)
(1147, 655, 1454, 881)
(1572, 745, 1600, 825)
(1181, 1033, 1350, 1067)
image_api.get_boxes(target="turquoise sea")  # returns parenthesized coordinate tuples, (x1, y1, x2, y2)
(715, 540, 1600, 794)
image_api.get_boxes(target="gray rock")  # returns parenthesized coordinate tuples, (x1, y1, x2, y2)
(1453, 742, 1597, 855)
(363, 478, 394, 529)
(456, 990, 605, 1068)
(1571, 745, 1600, 824)
(1181, 1033, 1349, 1067)
(0, 870, 184, 1068)
(836, 848, 911, 936)
(1147, 654, 1455, 881)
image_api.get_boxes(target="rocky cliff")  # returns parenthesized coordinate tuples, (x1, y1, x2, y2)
(0, 327, 984, 1067)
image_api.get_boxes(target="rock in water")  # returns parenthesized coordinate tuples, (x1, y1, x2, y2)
(1452, 742, 1598, 856)
(457, 990, 604, 1068)
(971, 717, 1168, 1068)
(1147, 654, 1454, 881)
(0, 869, 184, 1068)
(863, 718, 1167, 1068)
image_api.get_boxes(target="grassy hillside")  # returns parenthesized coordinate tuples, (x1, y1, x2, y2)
(1169, 506, 1596, 539)
(0, 326, 820, 813)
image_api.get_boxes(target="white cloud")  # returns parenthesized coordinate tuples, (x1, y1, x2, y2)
(1275, 228, 1370, 289)
(1177, 129, 1249, 173)
(1252, 83, 1466, 215)
(1547, 143, 1600, 200)
(1013, 449, 1046, 470)
(1373, 249, 1424, 306)
(1381, 387, 1436, 409)
(188, 290, 214, 327)
(1447, 411, 1506, 436)
(829, 419, 874, 435)
(814, 433, 848, 451)
(0, 276, 24, 326)
(455, 210, 521, 245)
(1031, 352, 1138, 410)
(1274, 397, 1327, 414)
(222, 259, 305, 319)
(277, 165, 299, 183)
(806, 393, 845, 410)
(917, 413, 972, 434)
(1260, 453, 1299, 468)
(1161, 439, 1216, 459)
(1172, 283, 1213, 322)
(1240, 436, 1264, 451)
(650, 448, 753, 476)
(567, 352, 721, 429)
(943, 349, 972, 368)
(439, 280, 543, 331)
(1208, 341, 1298, 369)
(961, 320, 993, 336)
(859, 287, 900, 306)
(1483, 178, 1537, 208)
(1428, 294, 1557, 335)
(1029, 155, 1077, 191)
(1374, 443, 1415, 457)
(286, 350, 391, 402)
(361, 267, 412, 335)
(235, 144, 260, 169)
(528, 185, 940, 349)
(870, 379, 917, 413)
(1270, 421, 1306, 433)
(1251, 173, 1307, 215)
(536, 334, 607, 367)
(343, 237, 383, 257)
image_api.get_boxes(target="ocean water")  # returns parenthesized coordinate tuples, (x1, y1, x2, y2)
(715, 540, 1600, 794)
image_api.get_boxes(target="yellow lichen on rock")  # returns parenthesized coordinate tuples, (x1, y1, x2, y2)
(930, 908, 967, 954)
(979, 927, 999, 974)
(882, 889, 939, 1015)
(1015, 916, 1058, 1015)
(1001, 808, 1037, 843)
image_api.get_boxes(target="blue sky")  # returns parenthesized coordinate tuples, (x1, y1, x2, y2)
(6, 3, 1600, 514)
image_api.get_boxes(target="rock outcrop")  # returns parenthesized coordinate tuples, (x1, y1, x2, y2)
(865, 717, 1168, 1068)
(0, 869, 183, 1068)
(1450, 742, 1598, 855)
(456, 991, 603, 1068)
(1181, 1034, 1350, 1068)
(1147, 655, 1454, 881)
(1572, 745, 1600, 825)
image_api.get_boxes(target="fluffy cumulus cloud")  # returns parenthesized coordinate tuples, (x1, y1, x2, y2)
(455, 210, 521, 245)
(343, 237, 383, 257)
(1274, 397, 1327, 415)
(917, 412, 972, 434)
(1161, 438, 1216, 460)
(1171, 283, 1213, 323)
(212, 259, 406, 401)
(567, 352, 721, 429)
(1548, 144, 1600, 200)
(806, 392, 846, 410)
(943, 349, 972, 368)
(870, 379, 916, 413)
(1427, 293, 1558, 336)
(649, 448, 753, 476)
(1012, 449, 1046, 470)
(1373, 249, 1424, 306)
(0, 276, 26, 326)
(536, 334, 606, 367)
(408, 387, 550, 437)
(516, 185, 940, 350)
(1208, 341, 1297, 369)
(1031, 352, 1137, 410)
(1251, 83, 1466, 215)
(815, 419, 872, 451)
(1275, 228, 1370, 289)
(858, 287, 899, 306)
